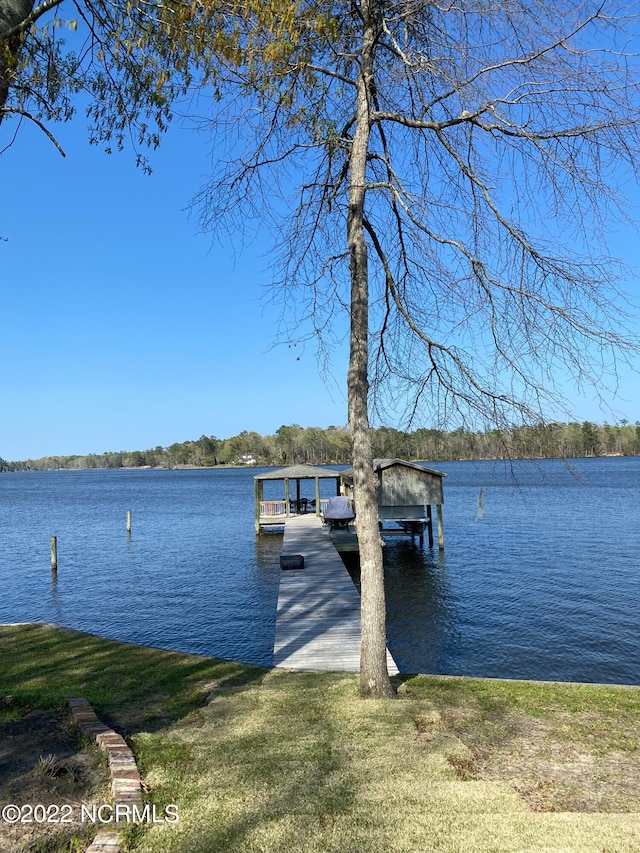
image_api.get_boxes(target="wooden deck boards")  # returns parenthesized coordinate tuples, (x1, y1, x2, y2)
(273, 515, 399, 674)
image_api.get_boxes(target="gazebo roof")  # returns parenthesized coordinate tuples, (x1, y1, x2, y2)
(254, 463, 341, 481)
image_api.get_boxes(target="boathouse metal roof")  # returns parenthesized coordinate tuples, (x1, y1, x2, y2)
(254, 464, 341, 481)
(340, 458, 447, 479)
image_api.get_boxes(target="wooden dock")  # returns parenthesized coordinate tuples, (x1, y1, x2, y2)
(273, 515, 399, 674)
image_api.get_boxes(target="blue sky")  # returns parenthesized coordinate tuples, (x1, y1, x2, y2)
(1, 116, 350, 460)
(2, 106, 640, 462)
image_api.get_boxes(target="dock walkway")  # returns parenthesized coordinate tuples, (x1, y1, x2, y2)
(273, 515, 398, 674)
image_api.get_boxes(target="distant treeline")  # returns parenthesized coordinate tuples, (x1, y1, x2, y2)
(2, 420, 640, 472)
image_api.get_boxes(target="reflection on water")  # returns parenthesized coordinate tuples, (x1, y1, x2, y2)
(343, 539, 455, 676)
(48, 573, 63, 623)
(382, 539, 453, 675)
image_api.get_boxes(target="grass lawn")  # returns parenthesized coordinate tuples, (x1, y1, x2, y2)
(2, 624, 640, 852)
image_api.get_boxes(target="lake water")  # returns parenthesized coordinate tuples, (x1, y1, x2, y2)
(1, 457, 639, 684)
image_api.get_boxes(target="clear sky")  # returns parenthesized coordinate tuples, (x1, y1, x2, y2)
(1, 116, 350, 461)
(2, 106, 640, 462)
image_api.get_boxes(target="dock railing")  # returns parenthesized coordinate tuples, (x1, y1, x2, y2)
(260, 500, 287, 517)
(259, 499, 332, 518)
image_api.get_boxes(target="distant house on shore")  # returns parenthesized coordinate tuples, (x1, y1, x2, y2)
(238, 454, 258, 465)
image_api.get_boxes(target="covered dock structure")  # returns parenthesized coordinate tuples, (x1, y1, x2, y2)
(341, 458, 446, 548)
(254, 464, 342, 533)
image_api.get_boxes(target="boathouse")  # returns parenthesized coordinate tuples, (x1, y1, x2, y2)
(341, 458, 446, 548)
(254, 464, 342, 533)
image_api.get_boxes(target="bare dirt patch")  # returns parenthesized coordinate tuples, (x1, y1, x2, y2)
(444, 708, 640, 812)
(0, 704, 110, 853)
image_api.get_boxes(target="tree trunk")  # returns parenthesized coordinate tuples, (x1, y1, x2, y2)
(347, 1, 394, 699)
(0, 0, 35, 120)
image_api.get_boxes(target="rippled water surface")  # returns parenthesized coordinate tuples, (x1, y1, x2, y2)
(0, 468, 283, 665)
(384, 457, 640, 684)
(2, 458, 639, 683)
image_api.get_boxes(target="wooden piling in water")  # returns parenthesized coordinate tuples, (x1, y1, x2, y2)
(437, 505, 444, 550)
(50, 536, 57, 572)
(126, 510, 132, 535)
(426, 505, 434, 548)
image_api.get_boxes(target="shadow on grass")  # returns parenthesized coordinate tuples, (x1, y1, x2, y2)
(0, 623, 266, 737)
(131, 670, 400, 853)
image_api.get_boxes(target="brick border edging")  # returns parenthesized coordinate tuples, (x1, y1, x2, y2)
(67, 697, 143, 853)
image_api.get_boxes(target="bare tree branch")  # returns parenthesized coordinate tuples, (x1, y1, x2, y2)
(1, 104, 65, 152)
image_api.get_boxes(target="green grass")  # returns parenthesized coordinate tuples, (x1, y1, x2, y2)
(2, 625, 640, 852)
(0, 623, 263, 733)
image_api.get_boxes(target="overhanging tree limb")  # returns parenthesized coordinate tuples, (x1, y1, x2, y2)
(0, 0, 62, 41)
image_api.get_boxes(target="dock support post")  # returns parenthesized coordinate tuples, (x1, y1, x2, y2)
(284, 479, 291, 517)
(437, 505, 444, 550)
(255, 479, 263, 534)
(126, 510, 132, 535)
(50, 536, 57, 573)
(426, 506, 434, 548)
